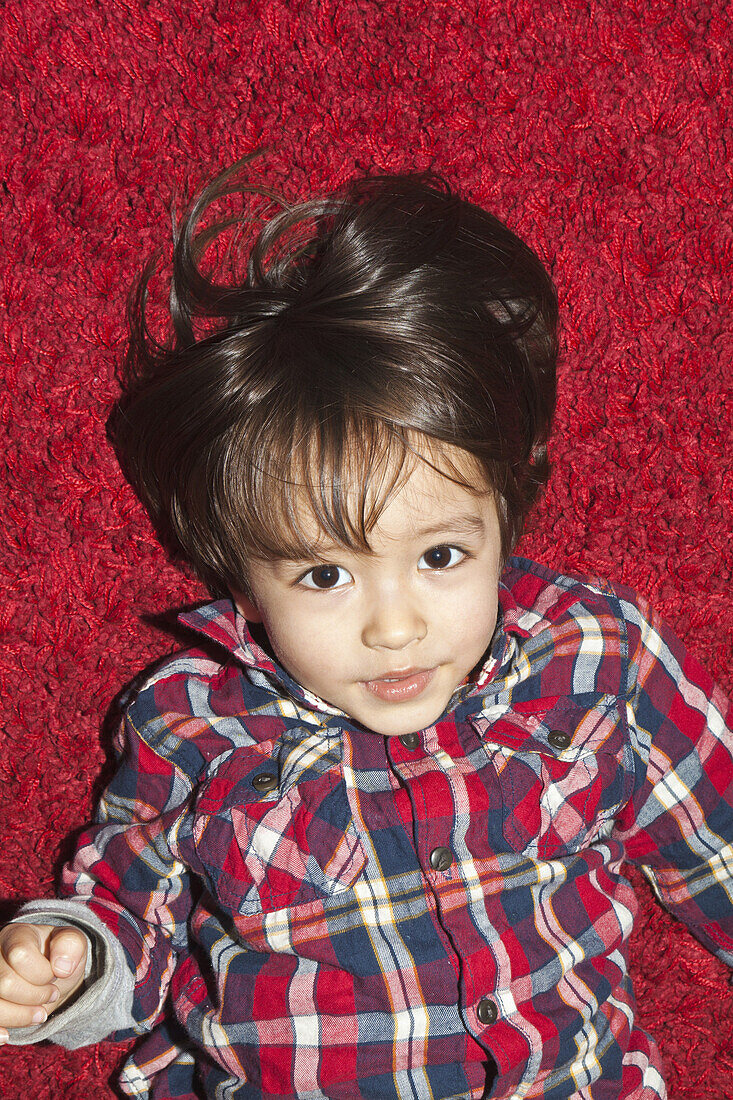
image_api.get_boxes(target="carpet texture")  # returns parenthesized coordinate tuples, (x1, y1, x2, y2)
(1, 1, 732, 1097)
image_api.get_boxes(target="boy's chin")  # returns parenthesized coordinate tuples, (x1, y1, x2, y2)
(350, 699, 451, 739)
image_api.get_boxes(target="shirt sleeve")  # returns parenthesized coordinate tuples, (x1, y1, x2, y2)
(613, 592, 733, 967)
(58, 705, 198, 1038)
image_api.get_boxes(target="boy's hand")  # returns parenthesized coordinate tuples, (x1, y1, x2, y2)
(0, 923, 87, 1040)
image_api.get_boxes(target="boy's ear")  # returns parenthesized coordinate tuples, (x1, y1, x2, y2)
(230, 588, 264, 623)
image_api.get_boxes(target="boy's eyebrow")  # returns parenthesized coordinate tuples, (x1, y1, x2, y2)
(410, 513, 487, 541)
(281, 512, 489, 564)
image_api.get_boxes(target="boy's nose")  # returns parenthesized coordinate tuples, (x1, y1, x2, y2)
(361, 595, 427, 651)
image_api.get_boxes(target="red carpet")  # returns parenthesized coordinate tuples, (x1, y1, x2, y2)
(1, 1, 732, 1097)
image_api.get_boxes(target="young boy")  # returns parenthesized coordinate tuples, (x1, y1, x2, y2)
(0, 161, 731, 1100)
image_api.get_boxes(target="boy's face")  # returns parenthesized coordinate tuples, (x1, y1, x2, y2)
(235, 451, 502, 737)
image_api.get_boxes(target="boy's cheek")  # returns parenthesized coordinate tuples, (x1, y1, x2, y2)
(444, 586, 499, 648)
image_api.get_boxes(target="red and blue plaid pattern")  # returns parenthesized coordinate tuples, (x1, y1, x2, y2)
(61, 558, 733, 1099)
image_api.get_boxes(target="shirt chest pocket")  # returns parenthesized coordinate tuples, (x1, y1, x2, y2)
(191, 756, 368, 916)
(478, 697, 631, 859)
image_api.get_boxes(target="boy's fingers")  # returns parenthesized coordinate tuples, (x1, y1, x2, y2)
(0, 925, 54, 986)
(0, 976, 55, 1009)
(0, 998, 51, 1029)
(0, 925, 87, 1026)
(48, 927, 87, 980)
(0, 967, 56, 1011)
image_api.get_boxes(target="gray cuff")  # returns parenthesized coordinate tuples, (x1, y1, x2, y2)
(5, 900, 136, 1049)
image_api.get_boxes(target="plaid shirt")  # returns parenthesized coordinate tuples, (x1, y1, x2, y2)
(61, 557, 733, 1100)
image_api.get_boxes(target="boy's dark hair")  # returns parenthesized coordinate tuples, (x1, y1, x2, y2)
(110, 155, 558, 595)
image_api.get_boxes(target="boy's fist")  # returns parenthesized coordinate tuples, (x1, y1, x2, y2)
(0, 923, 87, 1038)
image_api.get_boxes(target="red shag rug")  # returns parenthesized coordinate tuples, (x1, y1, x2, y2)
(1, 2, 732, 1097)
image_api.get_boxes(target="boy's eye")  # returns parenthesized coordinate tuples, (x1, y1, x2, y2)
(299, 565, 353, 590)
(419, 545, 465, 570)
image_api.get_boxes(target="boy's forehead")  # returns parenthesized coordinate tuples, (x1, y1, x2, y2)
(326, 435, 490, 503)
(278, 444, 494, 558)
(384, 456, 491, 520)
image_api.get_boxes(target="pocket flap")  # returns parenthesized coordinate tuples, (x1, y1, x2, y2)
(193, 760, 367, 915)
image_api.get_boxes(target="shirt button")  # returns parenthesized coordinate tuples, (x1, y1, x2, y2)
(429, 846, 453, 872)
(476, 998, 498, 1025)
(399, 732, 421, 750)
(548, 729, 571, 750)
(252, 771, 278, 793)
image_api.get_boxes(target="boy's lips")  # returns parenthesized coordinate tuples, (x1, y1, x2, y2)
(361, 667, 436, 702)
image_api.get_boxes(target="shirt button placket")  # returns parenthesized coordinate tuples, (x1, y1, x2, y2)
(399, 732, 421, 750)
(476, 997, 498, 1026)
(429, 846, 453, 872)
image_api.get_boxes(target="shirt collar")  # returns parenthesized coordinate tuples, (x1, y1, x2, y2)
(449, 578, 531, 707)
(177, 600, 348, 720)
